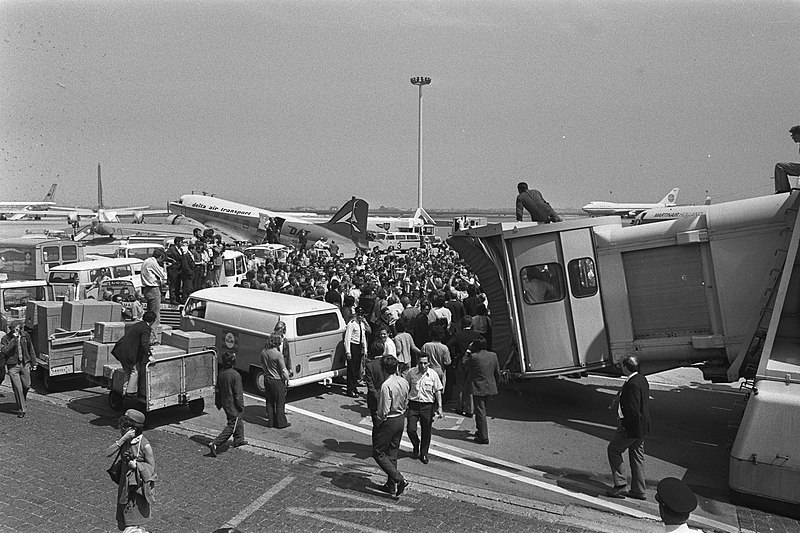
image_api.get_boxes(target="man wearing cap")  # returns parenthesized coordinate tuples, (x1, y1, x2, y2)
(656, 477, 700, 532)
(515, 182, 562, 223)
(1, 323, 37, 418)
(606, 355, 651, 499)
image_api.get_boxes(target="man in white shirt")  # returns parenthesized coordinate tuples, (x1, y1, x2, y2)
(373, 355, 410, 499)
(139, 249, 167, 334)
(344, 307, 369, 397)
(405, 354, 443, 465)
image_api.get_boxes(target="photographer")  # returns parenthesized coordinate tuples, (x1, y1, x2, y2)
(105, 409, 156, 532)
(1, 322, 37, 418)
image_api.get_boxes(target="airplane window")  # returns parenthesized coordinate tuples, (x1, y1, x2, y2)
(520, 263, 565, 305)
(567, 258, 598, 298)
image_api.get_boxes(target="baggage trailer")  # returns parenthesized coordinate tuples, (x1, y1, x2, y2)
(36, 329, 93, 392)
(97, 348, 217, 414)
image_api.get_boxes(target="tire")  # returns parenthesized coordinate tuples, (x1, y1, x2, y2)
(252, 367, 266, 395)
(109, 391, 124, 411)
(188, 398, 205, 414)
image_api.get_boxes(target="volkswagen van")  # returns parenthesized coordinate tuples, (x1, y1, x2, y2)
(180, 287, 346, 392)
(48, 257, 143, 300)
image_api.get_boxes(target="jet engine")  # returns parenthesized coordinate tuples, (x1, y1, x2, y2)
(67, 212, 80, 227)
(132, 211, 144, 224)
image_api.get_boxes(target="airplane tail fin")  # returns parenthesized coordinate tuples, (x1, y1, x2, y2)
(658, 187, 679, 206)
(323, 197, 370, 249)
(43, 184, 57, 203)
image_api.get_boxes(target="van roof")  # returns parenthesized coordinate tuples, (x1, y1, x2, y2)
(190, 287, 339, 314)
(0, 279, 49, 288)
(49, 257, 144, 272)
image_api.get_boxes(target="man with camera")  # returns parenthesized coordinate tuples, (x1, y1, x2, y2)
(1, 322, 37, 418)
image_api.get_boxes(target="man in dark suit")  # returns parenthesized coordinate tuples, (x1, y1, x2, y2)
(447, 315, 480, 417)
(111, 311, 156, 398)
(365, 353, 390, 428)
(209, 352, 247, 456)
(1, 322, 37, 418)
(465, 336, 501, 444)
(165, 236, 185, 303)
(606, 355, 651, 500)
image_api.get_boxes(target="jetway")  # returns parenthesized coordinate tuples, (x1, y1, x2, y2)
(448, 191, 800, 505)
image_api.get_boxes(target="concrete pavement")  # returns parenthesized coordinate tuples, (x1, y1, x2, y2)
(1, 378, 799, 533)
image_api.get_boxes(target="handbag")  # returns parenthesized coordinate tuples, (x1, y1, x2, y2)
(106, 448, 123, 484)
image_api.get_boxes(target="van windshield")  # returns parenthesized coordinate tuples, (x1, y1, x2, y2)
(2, 286, 47, 311)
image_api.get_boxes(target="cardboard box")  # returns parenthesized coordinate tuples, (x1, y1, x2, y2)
(34, 302, 63, 353)
(166, 330, 216, 352)
(94, 322, 126, 343)
(151, 345, 186, 360)
(61, 301, 84, 331)
(81, 341, 112, 377)
(80, 300, 119, 328)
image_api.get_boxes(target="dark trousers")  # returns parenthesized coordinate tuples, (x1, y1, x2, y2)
(454, 365, 473, 415)
(473, 395, 490, 440)
(346, 344, 363, 395)
(373, 415, 405, 485)
(167, 270, 182, 302)
(265, 377, 288, 428)
(406, 400, 434, 455)
(607, 423, 646, 494)
(213, 413, 245, 446)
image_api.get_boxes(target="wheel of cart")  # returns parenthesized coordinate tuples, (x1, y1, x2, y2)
(102, 349, 217, 415)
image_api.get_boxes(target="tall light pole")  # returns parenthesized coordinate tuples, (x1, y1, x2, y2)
(411, 76, 431, 210)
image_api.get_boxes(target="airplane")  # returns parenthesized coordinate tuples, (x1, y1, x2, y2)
(167, 193, 370, 254)
(581, 187, 680, 218)
(632, 194, 712, 225)
(0, 184, 57, 220)
(1, 165, 162, 225)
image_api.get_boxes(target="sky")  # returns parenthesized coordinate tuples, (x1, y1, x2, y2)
(1, 0, 799, 212)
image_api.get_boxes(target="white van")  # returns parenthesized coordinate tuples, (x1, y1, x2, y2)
(244, 244, 290, 267)
(181, 287, 346, 392)
(48, 257, 144, 300)
(218, 249, 248, 287)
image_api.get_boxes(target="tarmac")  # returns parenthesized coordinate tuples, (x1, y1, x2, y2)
(1, 381, 799, 533)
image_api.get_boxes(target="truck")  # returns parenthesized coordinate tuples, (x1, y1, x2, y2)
(0, 237, 85, 281)
(448, 190, 800, 509)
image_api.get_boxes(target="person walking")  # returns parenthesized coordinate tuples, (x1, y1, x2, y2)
(606, 355, 651, 500)
(105, 409, 156, 533)
(111, 312, 157, 399)
(774, 125, 800, 193)
(261, 333, 291, 429)
(515, 181, 562, 223)
(365, 352, 389, 428)
(465, 336, 501, 444)
(405, 354, 444, 465)
(209, 352, 247, 456)
(372, 354, 410, 499)
(344, 307, 369, 397)
(1, 323, 37, 418)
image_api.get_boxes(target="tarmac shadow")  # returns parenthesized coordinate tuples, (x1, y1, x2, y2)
(530, 464, 614, 497)
(319, 469, 394, 500)
(0, 399, 20, 414)
(188, 434, 230, 457)
(322, 437, 373, 460)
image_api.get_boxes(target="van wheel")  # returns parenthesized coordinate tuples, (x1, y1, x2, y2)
(188, 398, 205, 414)
(252, 368, 266, 395)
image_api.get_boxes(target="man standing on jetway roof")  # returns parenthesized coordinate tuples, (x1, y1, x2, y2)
(606, 355, 651, 500)
(515, 182, 562, 223)
(774, 125, 800, 193)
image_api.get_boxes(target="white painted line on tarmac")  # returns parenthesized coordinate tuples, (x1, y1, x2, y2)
(316, 487, 414, 511)
(243, 394, 738, 532)
(221, 474, 294, 529)
(565, 419, 617, 430)
(287, 508, 388, 533)
(274, 400, 656, 520)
